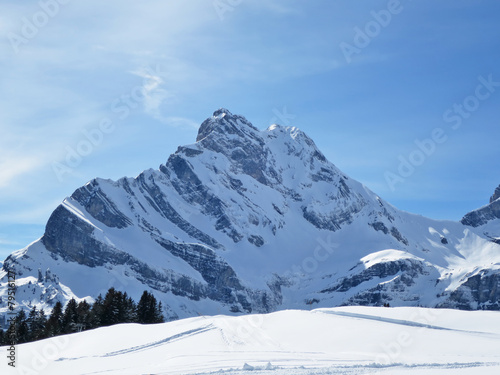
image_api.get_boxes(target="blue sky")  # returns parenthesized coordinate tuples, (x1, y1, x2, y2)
(1, 0, 499, 259)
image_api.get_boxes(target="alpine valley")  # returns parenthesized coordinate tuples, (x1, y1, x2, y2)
(1, 109, 500, 321)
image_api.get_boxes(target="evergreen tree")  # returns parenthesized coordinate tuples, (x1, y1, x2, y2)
(76, 300, 92, 331)
(89, 289, 139, 326)
(98, 288, 137, 325)
(27, 306, 38, 339)
(15, 309, 29, 343)
(122, 292, 137, 323)
(27, 306, 47, 341)
(62, 298, 79, 333)
(89, 294, 104, 328)
(156, 302, 164, 323)
(136, 291, 151, 323)
(36, 309, 48, 340)
(137, 291, 164, 324)
(114, 290, 128, 324)
(101, 288, 121, 326)
(46, 301, 64, 337)
(3, 287, 168, 346)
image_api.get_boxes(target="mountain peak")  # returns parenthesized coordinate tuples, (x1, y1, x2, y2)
(212, 108, 233, 118)
(490, 184, 500, 203)
(196, 108, 259, 142)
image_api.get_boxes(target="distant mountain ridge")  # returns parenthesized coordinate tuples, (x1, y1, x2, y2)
(1, 109, 499, 321)
(461, 184, 500, 242)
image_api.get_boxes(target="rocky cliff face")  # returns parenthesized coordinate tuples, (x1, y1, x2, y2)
(491, 185, 500, 204)
(439, 271, 500, 310)
(1, 109, 500, 319)
(461, 185, 500, 243)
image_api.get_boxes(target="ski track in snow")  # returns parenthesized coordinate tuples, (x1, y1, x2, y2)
(58, 325, 216, 362)
(179, 362, 500, 375)
(313, 310, 500, 338)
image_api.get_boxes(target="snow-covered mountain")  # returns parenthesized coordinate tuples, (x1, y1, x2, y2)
(1, 109, 499, 320)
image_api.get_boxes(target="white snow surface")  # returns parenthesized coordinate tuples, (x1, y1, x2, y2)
(2, 306, 500, 375)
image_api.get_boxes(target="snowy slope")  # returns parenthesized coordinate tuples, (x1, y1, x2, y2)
(1, 306, 500, 375)
(1, 109, 500, 320)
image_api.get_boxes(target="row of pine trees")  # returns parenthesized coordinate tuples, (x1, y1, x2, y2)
(0, 288, 164, 345)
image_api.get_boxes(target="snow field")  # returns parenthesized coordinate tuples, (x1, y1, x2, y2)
(1, 306, 499, 375)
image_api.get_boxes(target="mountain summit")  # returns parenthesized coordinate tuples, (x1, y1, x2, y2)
(1, 109, 500, 320)
(196, 108, 259, 142)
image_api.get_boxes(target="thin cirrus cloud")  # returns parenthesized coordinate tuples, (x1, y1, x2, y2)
(0, 156, 44, 189)
(129, 66, 177, 123)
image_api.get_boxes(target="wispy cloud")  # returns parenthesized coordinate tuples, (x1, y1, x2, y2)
(0, 156, 45, 188)
(129, 66, 177, 123)
(159, 117, 199, 129)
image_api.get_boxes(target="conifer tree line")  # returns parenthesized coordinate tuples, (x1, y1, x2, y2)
(0, 288, 164, 345)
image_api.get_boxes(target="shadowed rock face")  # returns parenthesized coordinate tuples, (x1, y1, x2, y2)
(491, 185, 500, 203)
(321, 259, 427, 294)
(461, 201, 500, 227)
(196, 109, 272, 186)
(71, 180, 132, 229)
(438, 271, 500, 310)
(461, 184, 500, 228)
